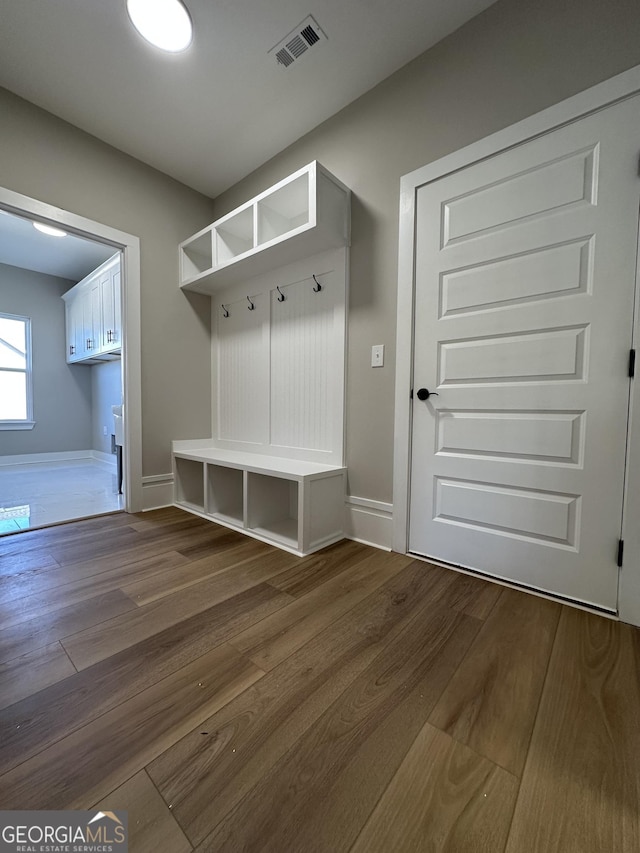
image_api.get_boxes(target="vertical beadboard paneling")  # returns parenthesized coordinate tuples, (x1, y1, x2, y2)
(216, 294, 269, 444)
(270, 273, 338, 452)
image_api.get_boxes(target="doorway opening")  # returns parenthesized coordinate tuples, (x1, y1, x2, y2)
(0, 185, 142, 534)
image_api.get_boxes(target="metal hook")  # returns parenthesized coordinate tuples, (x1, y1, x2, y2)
(221, 304, 229, 318)
(276, 286, 285, 303)
(312, 274, 322, 293)
(247, 295, 255, 310)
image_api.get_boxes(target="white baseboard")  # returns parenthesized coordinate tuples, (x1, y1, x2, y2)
(138, 479, 394, 551)
(0, 449, 112, 467)
(344, 496, 393, 551)
(142, 473, 174, 511)
(91, 450, 117, 469)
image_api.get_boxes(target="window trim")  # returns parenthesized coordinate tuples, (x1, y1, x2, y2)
(0, 312, 34, 429)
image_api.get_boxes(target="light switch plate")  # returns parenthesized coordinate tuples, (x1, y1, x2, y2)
(371, 344, 384, 367)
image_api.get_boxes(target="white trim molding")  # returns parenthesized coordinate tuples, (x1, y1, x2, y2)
(0, 185, 142, 513)
(142, 473, 174, 511)
(393, 63, 640, 626)
(91, 450, 117, 469)
(344, 495, 393, 551)
(0, 449, 117, 468)
(0, 421, 35, 431)
(0, 450, 97, 466)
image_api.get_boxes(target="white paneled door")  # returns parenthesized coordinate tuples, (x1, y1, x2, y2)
(409, 96, 640, 610)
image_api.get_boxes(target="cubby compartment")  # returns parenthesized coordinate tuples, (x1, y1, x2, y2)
(181, 231, 213, 280)
(246, 472, 299, 547)
(179, 161, 349, 292)
(257, 172, 310, 245)
(214, 207, 254, 265)
(174, 457, 205, 511)
(172, 446, 346, 556)
(206, 464, 244, 525)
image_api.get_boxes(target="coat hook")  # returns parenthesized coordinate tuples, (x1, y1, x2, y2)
(247, 295, 255, 310)
(312, 274, 322, 293)
(221, 304, 229, 318)
(276, 286, 285, 302)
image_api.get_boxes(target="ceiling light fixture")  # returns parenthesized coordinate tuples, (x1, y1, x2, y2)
(33, 222, 67, 238)
(126, 0, 193, 52)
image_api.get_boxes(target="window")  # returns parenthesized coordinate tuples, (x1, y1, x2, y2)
(0, 313, 34, 430)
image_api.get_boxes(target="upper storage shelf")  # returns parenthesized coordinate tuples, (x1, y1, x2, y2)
(179, 162, 350, 293)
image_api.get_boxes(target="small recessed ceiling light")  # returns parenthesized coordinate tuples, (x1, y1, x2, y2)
(33, 222, 67, 238)
(127, 0, 193, 52)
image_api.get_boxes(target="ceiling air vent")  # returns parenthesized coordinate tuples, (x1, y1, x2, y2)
(269, 15, 327, 69)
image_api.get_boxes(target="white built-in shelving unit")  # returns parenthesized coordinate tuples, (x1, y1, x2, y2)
(173, 448, 345, 556)
(179, 161, 350, 293)
(174, 161, 350, 556)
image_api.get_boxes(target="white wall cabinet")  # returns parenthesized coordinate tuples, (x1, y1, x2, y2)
(62, 254, 121, 363)
(179, 161, 350, 293)
(173, 448, 346, 556)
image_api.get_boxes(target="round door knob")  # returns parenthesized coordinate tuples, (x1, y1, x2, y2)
(416, 388, 439, 401)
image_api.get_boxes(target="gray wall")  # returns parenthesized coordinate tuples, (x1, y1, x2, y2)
(0, 89, 215, 477)
(3, 0, 640, 501)
(0, 263, 92, 454)
(91, 360, 122, 456)
(210, 0, 640, 503)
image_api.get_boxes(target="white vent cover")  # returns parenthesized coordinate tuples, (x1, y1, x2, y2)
(269, 15, 327, 69)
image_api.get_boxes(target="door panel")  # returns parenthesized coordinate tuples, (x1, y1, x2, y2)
(433, 477, 580, 547)
(435, 410, 584, 465)
(442, 146, 596, 244)
(439, 238, 591, 317)
(409, 96, 640, 610)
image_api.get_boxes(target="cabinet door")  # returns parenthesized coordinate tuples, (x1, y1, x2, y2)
(100, 263, 121, 351)
(113, 266, 122, 347)
(80, 285, 95, 358)
(66, 298, 83, 362)
(91, 278, 102, 355)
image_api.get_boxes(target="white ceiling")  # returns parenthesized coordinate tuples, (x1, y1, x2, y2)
(0, 210, 116, 283)
(0, 0, 496, 199)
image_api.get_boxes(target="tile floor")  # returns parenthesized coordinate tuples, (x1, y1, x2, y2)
(0, 459, 123, 534)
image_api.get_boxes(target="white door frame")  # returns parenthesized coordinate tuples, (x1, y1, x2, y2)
(393, 63, 640, 626)
(0, 186, 143, 513)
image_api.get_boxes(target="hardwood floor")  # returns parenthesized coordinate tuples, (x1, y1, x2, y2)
(0, 507, 638, 852)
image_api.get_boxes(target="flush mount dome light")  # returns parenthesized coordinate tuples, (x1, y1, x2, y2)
(127, 0, 193, 52)
(33, 222, 67, 237)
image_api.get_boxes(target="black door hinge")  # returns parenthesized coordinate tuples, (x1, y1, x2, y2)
(617, 539, 624, 568)
(410, 388, 414, 399)
(629, 349, 636, 378)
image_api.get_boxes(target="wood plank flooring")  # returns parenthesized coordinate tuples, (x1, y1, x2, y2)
(0, 507, 638, 852)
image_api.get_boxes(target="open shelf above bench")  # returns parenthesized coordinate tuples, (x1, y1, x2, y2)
(179, 161, 350, 294)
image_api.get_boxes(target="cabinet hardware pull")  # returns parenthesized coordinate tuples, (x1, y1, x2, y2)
(87, 338, 92, 350)
(69, 345, 75, 355)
